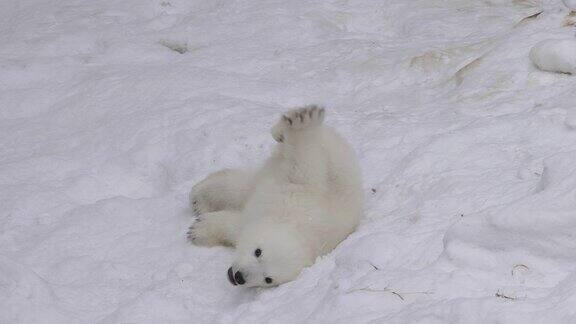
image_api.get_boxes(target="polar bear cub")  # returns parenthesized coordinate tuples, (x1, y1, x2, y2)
(187, 106, 363, 287)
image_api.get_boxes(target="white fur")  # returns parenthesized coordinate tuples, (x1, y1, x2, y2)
(187, 106, 363, 287)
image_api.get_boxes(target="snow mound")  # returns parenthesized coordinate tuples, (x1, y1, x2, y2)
(530, 39, 576, 74)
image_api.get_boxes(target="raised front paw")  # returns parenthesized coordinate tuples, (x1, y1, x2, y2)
(280, 105, 325, 131)
(271, 122, 285, 143)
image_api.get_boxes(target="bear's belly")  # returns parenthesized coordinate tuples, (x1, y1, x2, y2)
(242, 180, 327, 224)
(240, 180, 352, 255)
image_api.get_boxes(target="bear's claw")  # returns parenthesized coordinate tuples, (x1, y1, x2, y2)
(187, 217, 216, 246)
(271, 105, 325, 142)
(282, 105, 325, 130)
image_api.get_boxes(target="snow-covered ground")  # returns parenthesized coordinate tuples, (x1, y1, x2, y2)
(530, 38, 576, 74)
(2, 0, 576, 323)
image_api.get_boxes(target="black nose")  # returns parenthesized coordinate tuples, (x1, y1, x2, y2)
(234, 270, 246, 285)
(227, 267, 237, 285)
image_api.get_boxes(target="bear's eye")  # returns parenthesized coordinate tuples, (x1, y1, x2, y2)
(254, 248, 262, 257)
(265, 277, 273, 284)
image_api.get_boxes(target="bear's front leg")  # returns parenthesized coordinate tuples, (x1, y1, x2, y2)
(272, 105, 329, 187)
(187, 210, 241, 247)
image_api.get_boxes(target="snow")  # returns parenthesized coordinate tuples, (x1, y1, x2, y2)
(530, 38, 576, 74)
(563, 0, 576, 11)
(2, 0, 576, 323)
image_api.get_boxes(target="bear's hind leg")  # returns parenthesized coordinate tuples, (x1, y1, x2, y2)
(187, 210, 241, 247)
(190, 169, 253, 215)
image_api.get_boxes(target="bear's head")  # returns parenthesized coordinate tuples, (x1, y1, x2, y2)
(227, 220, 314, 287)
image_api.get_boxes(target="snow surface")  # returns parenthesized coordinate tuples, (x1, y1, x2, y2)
(2, 0, 576, 323)
(563, 0, 576, 11)
(530, 38, 576, 74)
